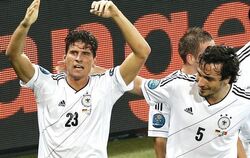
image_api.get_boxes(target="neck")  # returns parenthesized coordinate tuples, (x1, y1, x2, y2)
(181, 65, 197, 75)
(66, 76, 89, 91)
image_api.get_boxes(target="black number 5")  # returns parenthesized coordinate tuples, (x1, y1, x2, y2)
(195, 127, 205, 141)
(65, 112, 78, 127)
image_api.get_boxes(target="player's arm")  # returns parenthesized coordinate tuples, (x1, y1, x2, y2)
(129, 76, 144, 96)
(154, 137, 167, 158)
(237, 137, 247, 158)
(90, 1, 151, 85)
(148, 104, 170, 158)
(6, 0, 40, 83)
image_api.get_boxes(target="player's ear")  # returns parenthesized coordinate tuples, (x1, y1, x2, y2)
(186, 53, 196, 65)
(91, 58, 97, 68)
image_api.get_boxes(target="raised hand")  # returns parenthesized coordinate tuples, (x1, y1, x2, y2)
(23, 0, 40, 27)
(90, 0, 119, 18)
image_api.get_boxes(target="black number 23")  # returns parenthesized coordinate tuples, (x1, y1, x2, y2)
(65, 112, 78, 127)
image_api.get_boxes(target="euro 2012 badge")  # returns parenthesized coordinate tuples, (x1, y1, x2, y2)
(81, 94, 91, 114)
(147, 80, 160, 89)
(152, 113, 165, 128)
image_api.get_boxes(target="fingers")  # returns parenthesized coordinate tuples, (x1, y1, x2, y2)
(103, 1, 111, 14)
(28, 0, 40, 12)
(90, 0, 112, 16)
(26, 0, 40, 16)
(23, 0, 40, 26)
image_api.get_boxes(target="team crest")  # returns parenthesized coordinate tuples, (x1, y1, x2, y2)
(152, 113, 165, 128)
(215, 114, 232, 136)
(81, 94, 91, 107)
(148, 80, 160, 89)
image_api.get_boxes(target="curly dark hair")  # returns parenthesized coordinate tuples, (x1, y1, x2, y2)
(198, 45, 240, 84)
(65, 30, 98, 57)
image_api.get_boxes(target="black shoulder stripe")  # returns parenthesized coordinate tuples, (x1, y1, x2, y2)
(160, 72, 178, 86)
(232, 85, 250, 100)
(51, 73, 65, 81)
(109, 68, 115, 76)
(237, 43, 250, 63)
(155, 103, 163, 111)
(234, 84, 250, 95)
(160, 73, 196, 87)
(239, 53, 250, 63)
(90, 73, 105, 77)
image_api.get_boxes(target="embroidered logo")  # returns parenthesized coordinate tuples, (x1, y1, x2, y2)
(81, 95, 91, 107)
(184, 107, 193, 115)
(217, 114, 232, 130)
(58, 100, 66, 107)
(215, 114, 232, 136)
(81, 94, 92, 115)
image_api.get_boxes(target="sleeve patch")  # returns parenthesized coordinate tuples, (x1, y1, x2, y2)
(152, 113, 165, 128)
(147, 79, 160, 89)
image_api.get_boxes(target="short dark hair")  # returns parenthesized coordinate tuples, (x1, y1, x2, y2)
(178, 27, 213, 63)
(198, 45, 240, 84)
(65, 30, 98, 57)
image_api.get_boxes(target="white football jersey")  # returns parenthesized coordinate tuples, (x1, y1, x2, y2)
(237, 41, 250, 89)
(21, 65, 133, 158)
(142, 70, 250, 158)
(236, 41, 250, 157)
(148, 102, 170, 138)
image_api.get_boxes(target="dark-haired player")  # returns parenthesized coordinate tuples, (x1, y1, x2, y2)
(5, 0, 150, 157)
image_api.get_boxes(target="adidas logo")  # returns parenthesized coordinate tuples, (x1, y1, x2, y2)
(58, 100, 66, 107)
(184, 107, 193, 115)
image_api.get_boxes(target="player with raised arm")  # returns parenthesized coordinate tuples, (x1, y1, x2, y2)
(5, 0, 150, 157)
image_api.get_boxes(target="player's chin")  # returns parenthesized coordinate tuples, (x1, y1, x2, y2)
(71, 72, 87, 80)
(198, 89, 207, 97)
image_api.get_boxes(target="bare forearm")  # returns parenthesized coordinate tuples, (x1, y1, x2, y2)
(6, 21, 31, 59)
(237, 138, 247, 158)
(129, 76, 144, 96)
(5, 0, 39, 83)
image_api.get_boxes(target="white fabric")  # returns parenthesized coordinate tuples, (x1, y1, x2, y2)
(21, 65, 133, 158)
(147, 102, 170, 138)
(142, 70, 250, 158)
(236, 41, 250, 157)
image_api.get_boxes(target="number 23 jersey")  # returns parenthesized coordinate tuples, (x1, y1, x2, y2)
(21, 65, 133, 158)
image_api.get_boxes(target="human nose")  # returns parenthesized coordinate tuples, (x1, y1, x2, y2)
(75, 53, 82, 61)
(197, 76, 206, 87)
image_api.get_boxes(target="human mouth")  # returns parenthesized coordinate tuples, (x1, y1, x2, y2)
(74, 65, 84, 69)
